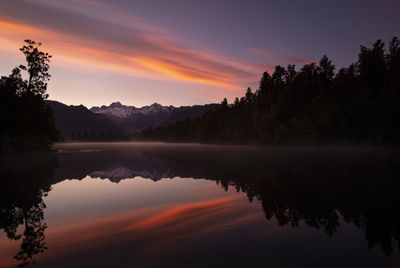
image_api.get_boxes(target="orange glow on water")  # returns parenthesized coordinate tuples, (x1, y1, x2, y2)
(0, 191, 262, 266)
(127, 195, 240, 229)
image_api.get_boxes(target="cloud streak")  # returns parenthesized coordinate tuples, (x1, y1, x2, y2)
(0, 0, 263, 91)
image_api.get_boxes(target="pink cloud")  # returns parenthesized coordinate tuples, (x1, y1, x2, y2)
(0, 0, 264, 92)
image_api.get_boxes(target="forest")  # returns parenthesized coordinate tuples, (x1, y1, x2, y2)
(137, 38, 400, 144)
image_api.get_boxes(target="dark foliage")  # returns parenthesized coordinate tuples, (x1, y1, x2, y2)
(138, 38, 400, 144)
(0, 40, 59, 151)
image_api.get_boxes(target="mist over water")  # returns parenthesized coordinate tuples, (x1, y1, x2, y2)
(1, 142, 399, 267)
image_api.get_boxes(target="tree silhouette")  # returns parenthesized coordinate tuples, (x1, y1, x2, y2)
(137, 37, 400, 144)
(0, 40, 58, 151)
(19, 40, 52, 98)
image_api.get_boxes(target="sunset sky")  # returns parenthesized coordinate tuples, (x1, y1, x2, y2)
(1, 0, 399, 107)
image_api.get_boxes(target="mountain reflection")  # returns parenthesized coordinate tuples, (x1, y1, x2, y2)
(54, 144, 400, 255)
(1, 143, 400, 267)
(0, 153, 58, 267)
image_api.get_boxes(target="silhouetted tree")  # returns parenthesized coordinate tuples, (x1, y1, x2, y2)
(0, 40, 58, 151)
(136, 37, 400, 144)
(19, 40, 52, 98)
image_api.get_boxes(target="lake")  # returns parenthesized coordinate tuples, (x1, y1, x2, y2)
(1, 142, 399, 267)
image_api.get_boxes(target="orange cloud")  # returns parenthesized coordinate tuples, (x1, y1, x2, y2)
(0, 0, 278, 106)
(0, 12, 257, 91)
(0, 20, 49, 45)
(131, 57, 241, 89)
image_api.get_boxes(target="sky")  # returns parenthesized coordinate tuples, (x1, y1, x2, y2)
(0, 0, 399, 108)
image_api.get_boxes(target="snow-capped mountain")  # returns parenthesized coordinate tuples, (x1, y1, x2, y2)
(47, 100, 218, 138)
(90, 102, 175, 118)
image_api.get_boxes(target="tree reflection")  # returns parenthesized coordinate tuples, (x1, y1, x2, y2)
(207, 148, 400, 255)
(0, 152, 57, 266)
(13, 144, 399, 259)
(91, 145, 398, 255)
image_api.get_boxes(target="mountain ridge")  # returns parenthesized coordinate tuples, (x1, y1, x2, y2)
(47, 100, 218, 139)
(90, 102, 176, 118)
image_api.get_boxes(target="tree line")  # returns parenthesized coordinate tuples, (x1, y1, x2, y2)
(137, 38, 400, 144)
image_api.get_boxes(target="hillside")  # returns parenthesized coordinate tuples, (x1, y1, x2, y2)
(47, 100, 119, 139)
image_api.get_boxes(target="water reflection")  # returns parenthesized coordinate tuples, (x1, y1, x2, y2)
(55, 144, 400, 254)
(1, 143, 400, 267)
(0, 153, 57, 267)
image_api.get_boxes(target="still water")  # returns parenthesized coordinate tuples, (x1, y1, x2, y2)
(1, 142, 400, 267)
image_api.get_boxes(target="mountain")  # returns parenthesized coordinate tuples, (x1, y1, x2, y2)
(91, 101, 174, 118)
(47, 100, 217, 139)
(47, 100, 119, 139)
(90, 101, 218, 133)
(91, 102, 176, 133)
